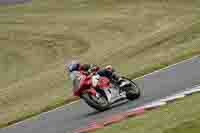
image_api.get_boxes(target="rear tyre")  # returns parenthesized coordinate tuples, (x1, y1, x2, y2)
(121, 77, 141, 100)
(81, 93, 110, 111)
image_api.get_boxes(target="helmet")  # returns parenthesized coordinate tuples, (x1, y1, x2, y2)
(67, 63, 80, 72)
(105, 65, 114, 72)
(66, 60, 80, 72)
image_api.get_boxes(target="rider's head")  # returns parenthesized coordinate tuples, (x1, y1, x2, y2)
(105, 65, 114, 72)
(66, 60, 80, 72)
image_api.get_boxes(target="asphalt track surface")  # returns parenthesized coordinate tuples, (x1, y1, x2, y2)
(0, 56, 200, 133)
(0, 0, 31, 5)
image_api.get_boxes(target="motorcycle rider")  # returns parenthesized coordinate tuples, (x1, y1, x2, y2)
(66, 61, 126, 88)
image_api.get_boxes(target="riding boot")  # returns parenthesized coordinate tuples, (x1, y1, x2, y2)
(112, 73, 130, 88)
(112, 73, 123, 85)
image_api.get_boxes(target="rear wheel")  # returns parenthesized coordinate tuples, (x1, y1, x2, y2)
(81, 92, 110, 111)
(121, 77, 141, 100)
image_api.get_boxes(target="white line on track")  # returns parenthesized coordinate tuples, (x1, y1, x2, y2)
(4, 100, 80, 129)
(135, 55, 199, 80)
(42, 100, 80, 115)
(128, 85, 200, 113)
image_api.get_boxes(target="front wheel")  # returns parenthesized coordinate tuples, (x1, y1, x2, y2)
(121, 77, 141, 100)
(81, 93, 110, 111)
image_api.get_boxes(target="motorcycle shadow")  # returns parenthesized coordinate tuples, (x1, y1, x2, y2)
(84, 99, 129, 117)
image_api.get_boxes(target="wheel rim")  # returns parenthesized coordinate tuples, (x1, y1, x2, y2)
(128, 82, 139, 94)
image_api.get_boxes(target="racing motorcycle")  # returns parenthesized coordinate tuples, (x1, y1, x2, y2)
(71, 71, 140, 111)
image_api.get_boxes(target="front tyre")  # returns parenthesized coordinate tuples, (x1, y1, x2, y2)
(121, 77, 141, 100)
(81, 93, 110, 111)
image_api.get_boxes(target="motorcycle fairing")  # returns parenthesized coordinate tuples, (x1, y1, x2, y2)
(102, 87, 126, 103)
(97, 77, 112, 89)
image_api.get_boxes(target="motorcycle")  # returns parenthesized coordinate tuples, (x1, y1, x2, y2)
(71, 71, 140, 111)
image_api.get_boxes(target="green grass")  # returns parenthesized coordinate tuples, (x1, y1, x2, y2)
(164, 118, 200, 133)
(94, 92, 200, 133)
(0, 0, 200, 128)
